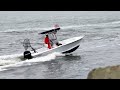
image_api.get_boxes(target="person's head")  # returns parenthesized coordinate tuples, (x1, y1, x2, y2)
(46, 35, 48, 37)
(53, 30, 57, 34)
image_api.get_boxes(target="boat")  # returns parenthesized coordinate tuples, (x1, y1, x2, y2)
(22, 26, 84, 59)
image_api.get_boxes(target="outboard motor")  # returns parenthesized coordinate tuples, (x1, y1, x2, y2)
(23, 39, 33, 59)
(24, 50, 32, 59)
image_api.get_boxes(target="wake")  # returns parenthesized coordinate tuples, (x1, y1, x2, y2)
(0, 52, 64, 71)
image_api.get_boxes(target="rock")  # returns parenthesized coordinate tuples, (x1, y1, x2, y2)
(87, 65, 120, 79)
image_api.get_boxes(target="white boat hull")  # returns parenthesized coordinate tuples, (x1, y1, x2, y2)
(31, 36, 84, 58)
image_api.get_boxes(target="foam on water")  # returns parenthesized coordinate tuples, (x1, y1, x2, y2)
(0, 54, 22, 66)
(0, 52, 64, 71)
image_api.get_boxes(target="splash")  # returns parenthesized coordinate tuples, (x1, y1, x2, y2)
(0, 52, 64, 71)
(0, 54, 22, 66)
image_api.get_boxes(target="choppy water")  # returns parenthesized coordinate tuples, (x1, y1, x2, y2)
(0, 11, 120, 79)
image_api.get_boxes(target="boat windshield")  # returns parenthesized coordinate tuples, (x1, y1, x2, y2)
(48, 31, 57, 40)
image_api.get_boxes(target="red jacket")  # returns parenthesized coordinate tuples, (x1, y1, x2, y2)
(44, 37, 51, 49)
(44, 37, 49, 44)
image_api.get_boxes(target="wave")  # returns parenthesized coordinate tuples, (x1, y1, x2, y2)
(110, 21, 120, 24)
(2, 27, 53, 33)
(62, 20, 120, 29)
(1, 20, 120, 33)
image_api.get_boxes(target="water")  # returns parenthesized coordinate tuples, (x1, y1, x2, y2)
(0, 11, 120, 79)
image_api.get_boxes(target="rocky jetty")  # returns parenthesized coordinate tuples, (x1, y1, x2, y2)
(87, 65, 120, 79)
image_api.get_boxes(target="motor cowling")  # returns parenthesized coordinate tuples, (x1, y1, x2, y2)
(24, 51, 32, 59)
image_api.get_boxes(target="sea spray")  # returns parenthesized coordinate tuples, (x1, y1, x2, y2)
(0, 52, 64, 71)
(0, 54, 22, 66)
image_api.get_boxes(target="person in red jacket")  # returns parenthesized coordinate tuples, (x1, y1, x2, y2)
(44, 35, 52, 49)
